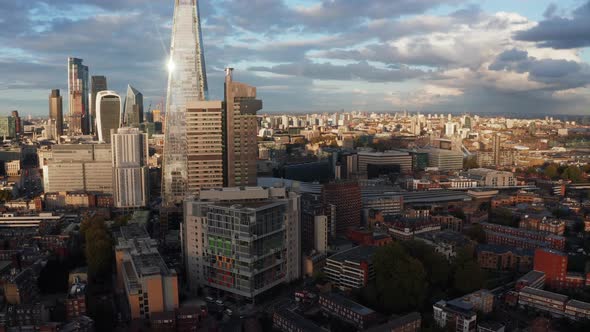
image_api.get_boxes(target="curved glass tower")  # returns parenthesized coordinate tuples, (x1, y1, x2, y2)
(162, 0, 209, 206)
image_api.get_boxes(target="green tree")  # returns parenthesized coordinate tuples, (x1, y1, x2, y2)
(452, 246, 485, 295)
(401, 240, 450, 289)
(463, 157, 479, 170)
(465, 224, 487, 244)
(374, 243, 427, 313)
(84, 219, 113, 281)
(562, 166, 584, 183)
(544, 164, 559, 179)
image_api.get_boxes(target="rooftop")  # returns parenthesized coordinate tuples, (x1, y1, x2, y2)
(327, 246, 376, 264)
(520, 287, 569, 303)
(365, 312, 421, 332)
(322, 293, 375, 316)
(517, 270, 546, 284)
(567, 299, 590, 311)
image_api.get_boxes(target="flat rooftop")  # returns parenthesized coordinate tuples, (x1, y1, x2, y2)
(322, 293, 375, 316)
(327, 246, 376, 264)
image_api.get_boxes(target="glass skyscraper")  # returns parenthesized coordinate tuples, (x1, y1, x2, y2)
(162, 0, 209, 206)
(67, 57, 89, 135)
(123, 84, 144, 128)
(96, 91, 122, 144)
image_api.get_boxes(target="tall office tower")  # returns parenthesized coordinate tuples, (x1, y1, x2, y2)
(68, 57, 89, 135)
(492, 134, 501, 167)
(183, 187, 301, 298)
(162, 0, 209, 207)
(223, 68, 262, 187)
(151, 110, 162, 123)
(112, 128, 149, 208)
(96, 91, 122, 144)
(123, 85, 144, 127)
(49, 90, 64, 138)
(322, 182, 361, 236)
(10, 111, 21, 136)
(90, 76, 107, 134)
(0, 117, 16, 138)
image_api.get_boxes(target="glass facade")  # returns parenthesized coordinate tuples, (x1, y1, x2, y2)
(96, 91, 122, 144)
(68, 57, 89, 135)
(124, 85, 144, 128)
(162, 0, 209, 206)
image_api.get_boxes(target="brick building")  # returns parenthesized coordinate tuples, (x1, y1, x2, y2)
(476, 244, 533, 273)
(319, 293, 378, 330)
(481, 223, 565, 251)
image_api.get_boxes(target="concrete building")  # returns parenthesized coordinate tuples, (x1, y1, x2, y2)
(43, 144, 113, 194)
(223, 68, 262, 187)
(319, 293, 378, 330)
(433, 299, 477, 332)
(49, 89, 64, 138)
(323, 182, 361, 236)
(111, 127, 149, 208)
(0, 116, 16, 138)
(96, 90, 122, 144)
(464, 168, 516, 187)
(324, 246, 376, 290)
(357, 151, 413, 177)
(183, 187, 300, 301)
(420, 148, 464, 171)
(115, 225, 179, 320)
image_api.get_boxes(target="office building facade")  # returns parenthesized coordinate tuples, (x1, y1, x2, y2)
(90, 76, 107, 134)
(112, 128, 149, 208)
(96, 90, 122, 144)
(67, 57, 89, 135)
(0, 117, 16, 138)
(124, 84, 144, 127)
(49, 89, 64, 137)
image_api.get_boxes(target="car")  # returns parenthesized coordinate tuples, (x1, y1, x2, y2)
(205, 296, 214, 303)
(224, 309, 233, 316)
(215, 299, 224, 306)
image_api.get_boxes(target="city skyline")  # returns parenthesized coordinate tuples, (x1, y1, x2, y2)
(1, 0, 590, 117)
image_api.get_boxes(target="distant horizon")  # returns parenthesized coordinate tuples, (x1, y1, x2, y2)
(1, 0, 590, 116)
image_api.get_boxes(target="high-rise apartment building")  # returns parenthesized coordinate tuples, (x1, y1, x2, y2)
(162, 0, 209, 207)
(90, 76, 107, 134)
(49, 89, 64, 138)
(151, 110, 162, 123)
(223, 68, 262, 187)
(96, 91, 122, 144)
(123, 85, 144, 127)
(67, 57, 89, 135)
(112, 128, 149, 209)
(185, 101, 224, 194)
(183, 187, 301, 300)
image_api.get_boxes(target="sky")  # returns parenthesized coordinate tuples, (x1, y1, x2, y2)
(1, 0, 590, 116)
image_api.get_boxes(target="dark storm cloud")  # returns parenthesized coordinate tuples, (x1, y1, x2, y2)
(249, 61, 426, 82)
(514, 1, 590, 48)
(489, 49, 590, 90)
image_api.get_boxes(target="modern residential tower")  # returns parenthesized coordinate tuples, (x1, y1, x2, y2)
(67, 57, 89, 135)
(112, 127, 149, 208)
(223, 68, 263, 187)
(162, 0, 209, 206)
(96, 90, 122, 144)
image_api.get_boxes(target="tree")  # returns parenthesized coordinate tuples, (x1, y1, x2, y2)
(452, 246, 485, 295)
(562, 166, 584, 183)
(544, 164, 559, 179)
(401, 240, 450, 289)
(374, 243, 427, 313)
(464, 157, 479, 170)
(465, 224, 487, 244)
(84, 219, 114, 282)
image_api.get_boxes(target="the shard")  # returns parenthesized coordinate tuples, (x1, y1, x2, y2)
(162, 0, 209, 206)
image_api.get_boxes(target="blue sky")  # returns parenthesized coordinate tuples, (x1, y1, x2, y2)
(1, 0, 589, 116)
